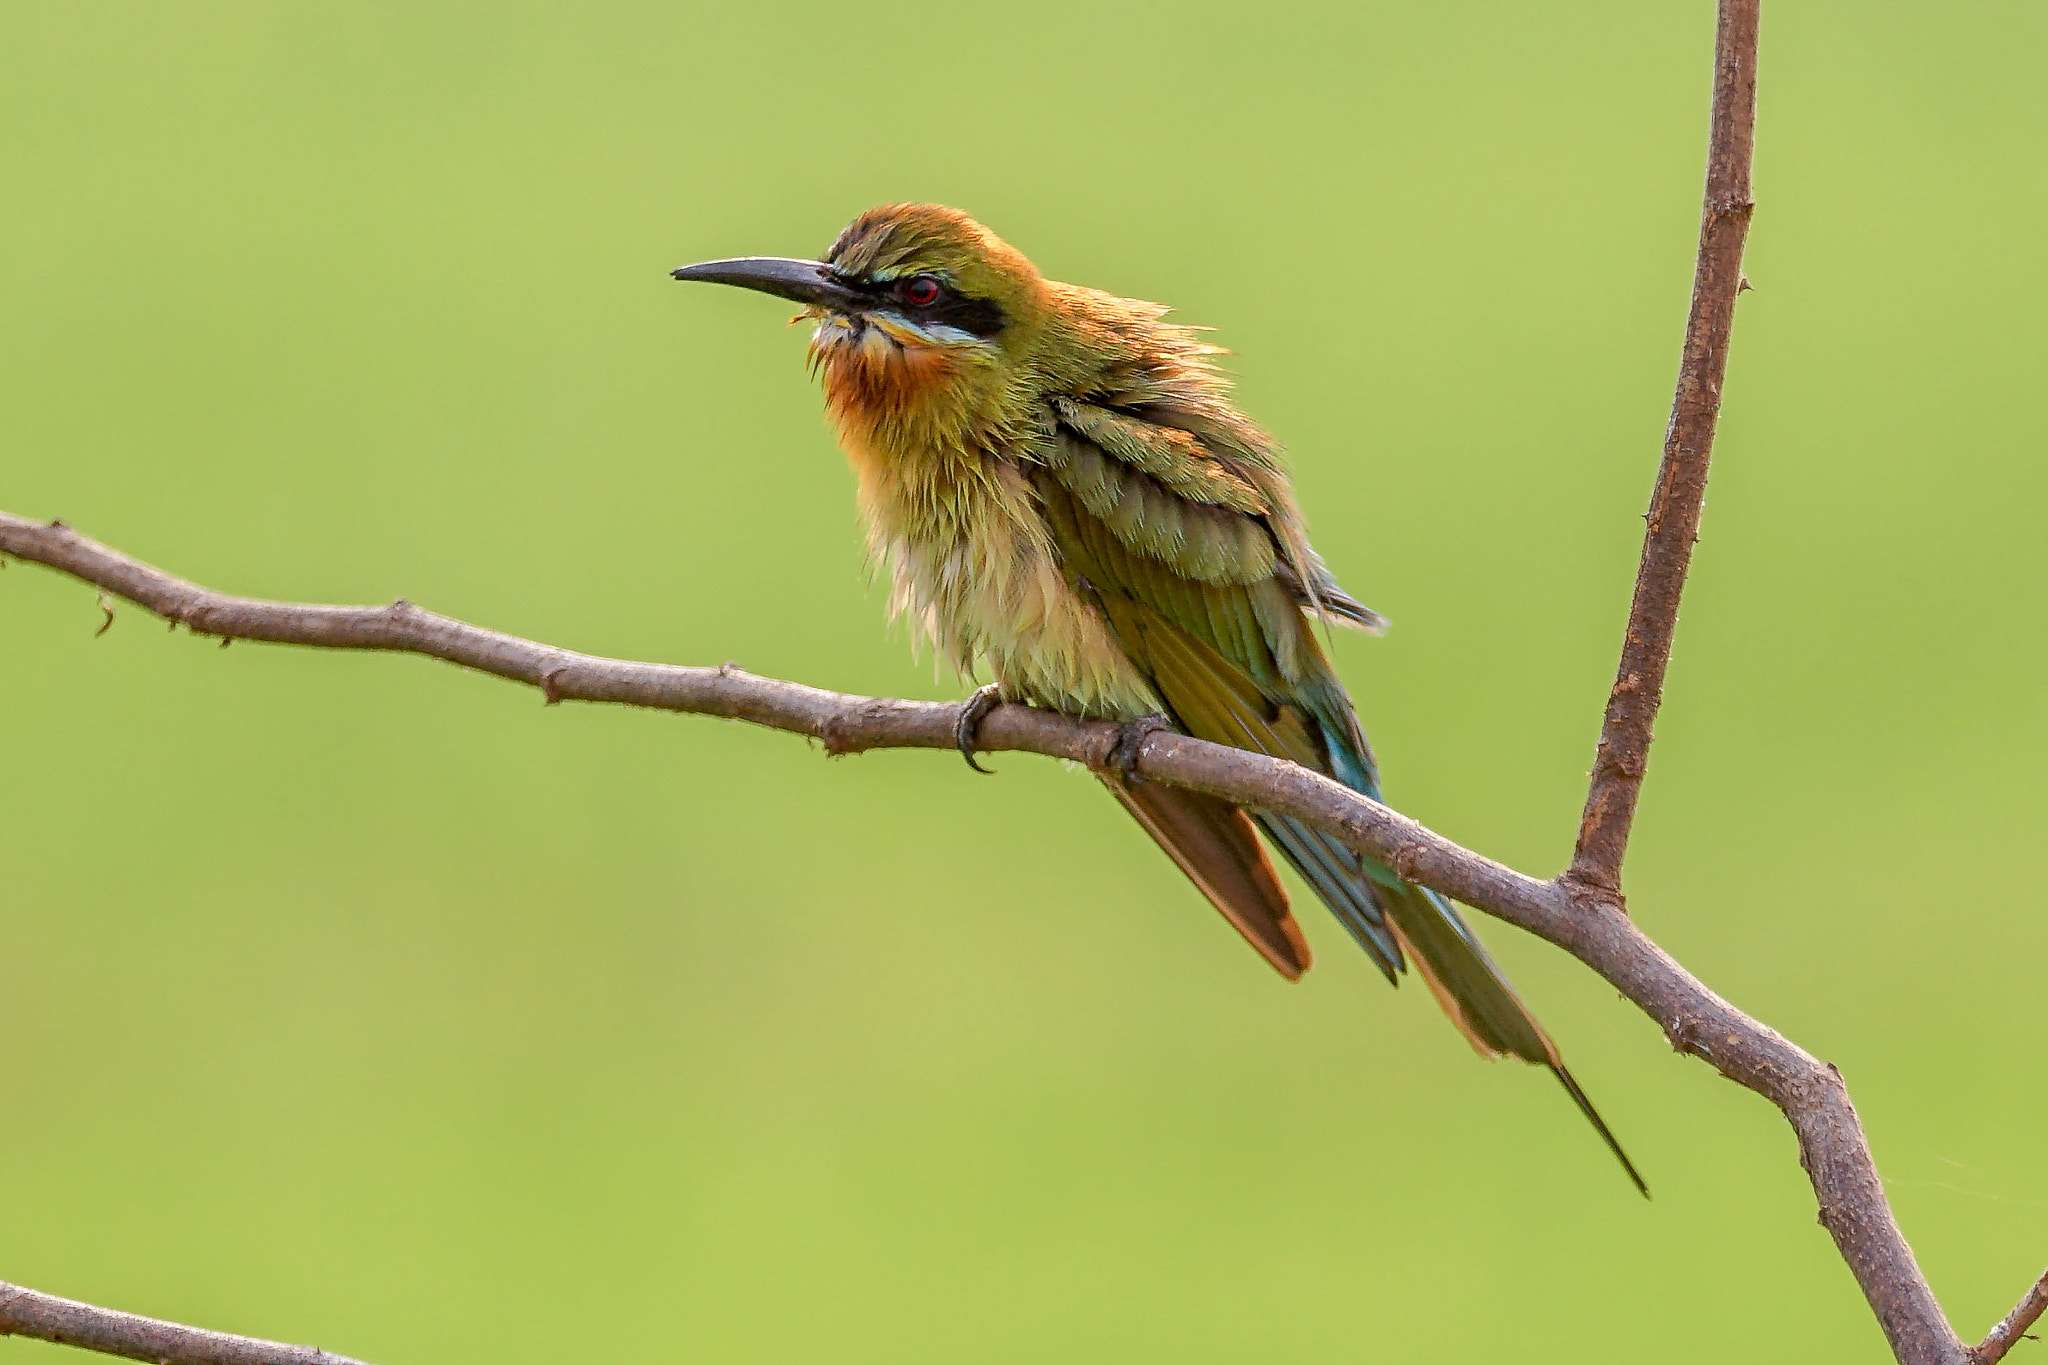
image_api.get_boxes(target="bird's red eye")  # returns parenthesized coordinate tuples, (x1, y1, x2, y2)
(899, 275, 944, 307)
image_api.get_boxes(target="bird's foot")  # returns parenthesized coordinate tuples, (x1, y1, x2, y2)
(1105, 714, 1173, 786)
(954, 685, 1004, 775)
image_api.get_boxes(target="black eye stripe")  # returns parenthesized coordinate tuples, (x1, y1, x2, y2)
(923, 294, 1006, 339)
(828, 271, 1007, 339)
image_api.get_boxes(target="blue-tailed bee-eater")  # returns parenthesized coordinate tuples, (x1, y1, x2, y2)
(672, 203, 1646, 1194)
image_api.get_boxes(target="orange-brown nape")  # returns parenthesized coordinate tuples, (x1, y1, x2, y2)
(669, 204, 1649, 1195)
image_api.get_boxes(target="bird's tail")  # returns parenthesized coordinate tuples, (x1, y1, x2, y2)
(1261, 680, 1651, 1197)
(1376, 874, 1649, 1198)
(1103, 776, 1313, 981)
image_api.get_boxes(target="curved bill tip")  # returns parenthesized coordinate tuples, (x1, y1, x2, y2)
(668, 256, 861, 311)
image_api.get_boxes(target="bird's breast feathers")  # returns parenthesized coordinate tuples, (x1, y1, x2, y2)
(823, 381, 1159, 722)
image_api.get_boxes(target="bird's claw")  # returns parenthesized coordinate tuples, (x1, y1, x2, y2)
(954, 685, 1003, 775)
(1106, 714, 1172, 785)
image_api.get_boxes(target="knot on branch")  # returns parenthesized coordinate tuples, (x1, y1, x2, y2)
(1599, 754, 1649, 781)
(182, 603, 226, 637)
(818, 700, 896, 757)
(1663, 1018, 1698, 1055)
(1558, 862, 1625, 905)
(1388, 840, 1431, 883)
(1783, 1058, 1850, 1115)
(1677, 1024, 1746, 1066)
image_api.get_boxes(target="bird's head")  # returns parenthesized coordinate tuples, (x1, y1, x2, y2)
(672, 204, 1053, 445)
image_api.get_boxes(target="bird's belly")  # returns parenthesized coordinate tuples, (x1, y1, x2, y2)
(899, 532, 1160, 721)
(854, 448, 1159, 721)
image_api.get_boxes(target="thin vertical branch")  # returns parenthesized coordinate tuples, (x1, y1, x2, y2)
(1569, 0, 1760, 894)
(0, 4, 2037, 1364)
(0, 507, 2015, 1365)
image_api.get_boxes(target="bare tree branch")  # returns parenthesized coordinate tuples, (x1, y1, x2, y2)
(0, 512, 1554, 916)
(0, 1281, 374, 1365)
(1570, 0, 1760, 895)
(3, 7, 2038, 1365)
(1974, 1268, 2048, 1365)
(0, 510, 2032, 1365)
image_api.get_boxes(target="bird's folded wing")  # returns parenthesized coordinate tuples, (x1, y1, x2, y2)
(1028, 433, 1407, 979)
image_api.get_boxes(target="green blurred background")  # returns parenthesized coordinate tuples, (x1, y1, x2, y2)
(4, 2, 2043, 1360)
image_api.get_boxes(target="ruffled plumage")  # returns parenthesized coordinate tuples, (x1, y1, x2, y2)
(779, 203, 1643, 1194)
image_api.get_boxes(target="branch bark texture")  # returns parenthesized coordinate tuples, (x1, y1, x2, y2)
(1973, 1268, 2048, 1365)
(0, 1281, 373, 1365)
(0, 509, 2030, 1365)
(1570, 0, 1759, 895)
(1, 4, 2037, 1363)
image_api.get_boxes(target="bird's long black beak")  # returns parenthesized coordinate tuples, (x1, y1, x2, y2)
(669, 256, 866, 311)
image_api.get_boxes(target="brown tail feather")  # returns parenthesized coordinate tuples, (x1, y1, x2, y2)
(1103, 777, 1311, 980)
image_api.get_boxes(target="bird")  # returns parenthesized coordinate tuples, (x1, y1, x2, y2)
(671, 203, 1646, 1195)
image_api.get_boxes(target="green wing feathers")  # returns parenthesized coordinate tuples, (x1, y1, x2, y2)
(1036, 462, 1412, 975)
(1030, 415, 1647, 1194)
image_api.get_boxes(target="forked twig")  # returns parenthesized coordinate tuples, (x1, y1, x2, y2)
(3, 3, 2040, 1361)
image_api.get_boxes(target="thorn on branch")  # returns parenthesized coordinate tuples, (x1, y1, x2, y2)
(94, 593, 115, 637)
